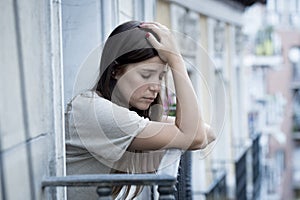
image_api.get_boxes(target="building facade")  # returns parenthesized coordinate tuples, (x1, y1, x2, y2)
(0, 0, 268, 199)
(0, 0, 64, 199)
(155, 1, 265, 199)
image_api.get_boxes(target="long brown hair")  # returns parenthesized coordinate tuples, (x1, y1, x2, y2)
(93, 21, 163, 199)
(94, 20, 163, 121)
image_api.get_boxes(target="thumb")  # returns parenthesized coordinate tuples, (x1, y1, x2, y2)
(145, 32, 160, 49)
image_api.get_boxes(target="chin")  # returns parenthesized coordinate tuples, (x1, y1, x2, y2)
(135, 103, 151, 111)
(138, 106, 150, 111)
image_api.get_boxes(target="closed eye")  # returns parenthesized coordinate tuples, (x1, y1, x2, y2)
(141, 74, 151, 79)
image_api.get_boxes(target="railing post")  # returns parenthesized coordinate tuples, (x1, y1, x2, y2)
(97, 185, 112, 200)
(158, 185, 176, 200)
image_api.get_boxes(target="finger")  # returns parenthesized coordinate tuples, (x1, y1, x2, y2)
(140, 24, 164, 42)
(142, 21, 167, 29)
(141, 23, 169, 32)
(145, 32, 161, 49)
(152, 22, 169, 30)
(140, 21, 160, 25)
(140, 23, 160, 31)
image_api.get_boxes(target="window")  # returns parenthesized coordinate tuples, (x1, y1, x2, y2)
(118, 0, 135, 23)
(293, 90, 300, 132)
(62, 0, 103, 105)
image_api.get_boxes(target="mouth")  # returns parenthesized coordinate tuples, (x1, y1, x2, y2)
(143, 97, 156, 102)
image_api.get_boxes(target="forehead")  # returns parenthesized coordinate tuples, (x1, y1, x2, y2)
(126, 56, 167, 71)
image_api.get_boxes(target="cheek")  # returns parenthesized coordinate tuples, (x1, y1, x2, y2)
(131, 84, 149, 97)
(117, 76, 146, 97)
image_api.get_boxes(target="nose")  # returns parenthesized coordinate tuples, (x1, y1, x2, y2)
(149, 83, 161, 92)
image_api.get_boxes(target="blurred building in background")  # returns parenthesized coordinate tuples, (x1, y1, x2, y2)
(2, 0, 300, 200)
(243, 0, 300, 199)
(155, 1, 265, 200)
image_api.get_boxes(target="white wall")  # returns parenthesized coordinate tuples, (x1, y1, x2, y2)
(62, 0, 156, 106)
(62, 0, 103, 105)
(0, 1, 160, 199)
(0, 0, 64, 199)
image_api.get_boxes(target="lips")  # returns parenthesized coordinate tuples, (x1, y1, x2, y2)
(143, 97, 156, 102)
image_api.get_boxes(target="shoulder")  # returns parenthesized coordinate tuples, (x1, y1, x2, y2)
(72, 90, 107, 103)
(68, 91, 112, 121)
(71, 90, 113, 109)
(71, 90, 149, 124)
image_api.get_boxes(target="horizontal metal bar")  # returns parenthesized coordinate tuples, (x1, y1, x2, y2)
(42, 174, 176, 187)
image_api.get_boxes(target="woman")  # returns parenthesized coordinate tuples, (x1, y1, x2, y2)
(66, 21, 215, 199)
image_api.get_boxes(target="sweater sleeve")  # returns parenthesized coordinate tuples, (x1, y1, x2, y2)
(70, 92, 149, 165)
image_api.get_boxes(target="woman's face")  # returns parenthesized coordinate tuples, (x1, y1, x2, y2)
(113, 56, 167, 110)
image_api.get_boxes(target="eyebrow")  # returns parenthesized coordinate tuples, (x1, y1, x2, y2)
(140, 69, 167, 73)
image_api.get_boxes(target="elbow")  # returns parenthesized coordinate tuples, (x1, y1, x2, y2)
(189, 125, 216, 150)
(188, 130, 206, 150)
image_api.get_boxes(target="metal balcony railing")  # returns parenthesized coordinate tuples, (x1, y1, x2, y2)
(203, 171, 227, 200)
(234, 134, 261, 200)
(42, 174, 176, 200)
(175, 151, 192, 200)
(251, 134, 261, 200)
(235, 147, 248, 200)
(42, 149, 182, 200)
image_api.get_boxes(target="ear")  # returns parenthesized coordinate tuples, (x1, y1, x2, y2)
(112, 67, 126, 80)
(111, 70, 117, 79)
(114, 75, 121, 80)
(112, 71, 122, 80)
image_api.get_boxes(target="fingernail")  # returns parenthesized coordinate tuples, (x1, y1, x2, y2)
(145, 32, 150, 38)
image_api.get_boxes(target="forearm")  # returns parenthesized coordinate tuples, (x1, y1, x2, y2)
(169, 56, 205, 141)
(139, 21, 209, 148)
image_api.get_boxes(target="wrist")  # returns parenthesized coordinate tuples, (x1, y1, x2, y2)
(167, 54, 184, 68)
